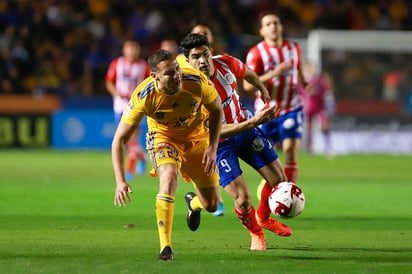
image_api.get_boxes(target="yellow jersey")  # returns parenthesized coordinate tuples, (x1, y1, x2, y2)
(121, 65, 218, 141)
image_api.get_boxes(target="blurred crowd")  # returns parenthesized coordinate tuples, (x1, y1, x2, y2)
(1, 0, 412, 96)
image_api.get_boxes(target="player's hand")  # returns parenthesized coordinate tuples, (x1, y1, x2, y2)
(114, 182, 133, 207)
(253, 105, 278, 126)
(274, 61, 293, 76)
(202, 146, 217, 177)
(259, 87, 271, 103)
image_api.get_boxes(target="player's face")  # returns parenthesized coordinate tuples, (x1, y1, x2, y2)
(191, 25, 214, 44)
(259, 14, 283, 41)
(186, 46, 213, 78)
(152, 59, 182, 95)
(123, 41, 140, 61)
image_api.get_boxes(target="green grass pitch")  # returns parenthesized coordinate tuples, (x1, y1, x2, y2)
(0, 150, 411, 273)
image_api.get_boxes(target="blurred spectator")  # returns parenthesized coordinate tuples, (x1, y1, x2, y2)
(0, 0, 411, 96)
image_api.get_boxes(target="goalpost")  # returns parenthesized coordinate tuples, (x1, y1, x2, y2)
(304, 30, 412, 154)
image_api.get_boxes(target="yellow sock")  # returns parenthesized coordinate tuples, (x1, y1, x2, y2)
(190, 195, 204, 211)
(156, 194, 174, 250)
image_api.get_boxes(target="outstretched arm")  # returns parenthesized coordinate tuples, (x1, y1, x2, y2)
(220, 105, 278, 138)
(243, 62, 293, 93)
(243, 66, 271, 103)
(112, 119, 141, 206)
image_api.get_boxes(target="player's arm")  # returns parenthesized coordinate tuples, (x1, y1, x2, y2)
(243, 66, 271, 102)
(298, 64, 310, 91)
(243, 62, 292, 93)
(105, 60, 126, 99)
(105, 80, 118, 97)
(203, 96, 223, 176)
(112, 115, 143, 206)
(105, 81, 129, 99)
(220, 105, 278, 138)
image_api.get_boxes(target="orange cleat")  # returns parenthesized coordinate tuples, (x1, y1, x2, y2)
(256, 214, 293, 237)
(250, 231, 266, 251)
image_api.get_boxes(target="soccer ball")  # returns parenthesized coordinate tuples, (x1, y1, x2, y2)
(268, 182, 305, 218)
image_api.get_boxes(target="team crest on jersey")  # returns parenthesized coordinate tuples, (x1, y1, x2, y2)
(224, 73, 235, 84)
(155, 111, 165, 120)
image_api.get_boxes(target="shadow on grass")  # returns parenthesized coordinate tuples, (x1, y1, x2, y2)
(262, 246, 412, 263)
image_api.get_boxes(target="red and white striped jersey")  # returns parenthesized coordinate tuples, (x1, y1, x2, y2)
(105, 56, 150, 113)
(211, 55, 247, 125)
(246, 40, 303, 115)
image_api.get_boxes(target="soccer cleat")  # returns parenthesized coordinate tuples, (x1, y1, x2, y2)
(256, 214, 293, 237)
(157, 246, 173, 261)
(212, 201, 225, 217)
(249, 231, 266, 251)
(185, 192, 201, 231)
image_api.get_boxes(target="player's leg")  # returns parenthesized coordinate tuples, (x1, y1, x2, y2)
(194, 186, 221, 212)
(224, 176, 266, 250)
(235, 128, 292, 237)
(282, 138, 301, 183)
(256, 160, 292, 236)
(180, 140, 221, 231)
(148, 138, 184, 261)
(257, 118, 281, 199)
(184, 185, 220, 231)
(212, 193, 225, 217)
(280, 108, 304, 183)
(156, 163, 178, 261)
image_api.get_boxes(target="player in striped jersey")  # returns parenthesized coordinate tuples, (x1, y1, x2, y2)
(190, 24, 226, 217)
(180, 33, 292, 251)
(105, 40, 150, 180)
(112, 49, 223, 260)
(245, 12, 310, 209)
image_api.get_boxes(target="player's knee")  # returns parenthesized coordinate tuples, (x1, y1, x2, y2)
(236, 199, 252, 211)
(231, 192, 251, 207)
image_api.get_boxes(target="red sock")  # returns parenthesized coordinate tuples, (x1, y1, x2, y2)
(126, 141, 138, 173)
(234, 206, 262, 234)
(257, 182, 273, 220)
(284, 162, 298, 183)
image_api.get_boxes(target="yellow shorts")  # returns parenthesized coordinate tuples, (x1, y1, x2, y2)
(147, 132, 219, 189)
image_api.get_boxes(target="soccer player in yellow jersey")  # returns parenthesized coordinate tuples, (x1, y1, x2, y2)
(112, 49, 223, 261)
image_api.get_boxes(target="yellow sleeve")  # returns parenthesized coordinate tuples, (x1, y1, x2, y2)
(121, 79, 151, 125)
(176, 54, 191, 69)
(199, 72, 218, 105)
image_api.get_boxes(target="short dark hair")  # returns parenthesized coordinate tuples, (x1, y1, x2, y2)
(179, 33, 210, 58)
(258, 11, 281, 28)
(148, 49, 173, 71)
